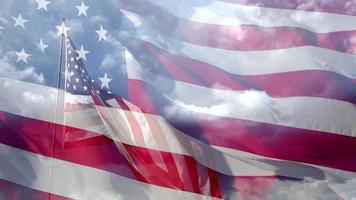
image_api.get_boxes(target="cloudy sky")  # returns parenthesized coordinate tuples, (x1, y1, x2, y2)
(0, 0, 129, 97)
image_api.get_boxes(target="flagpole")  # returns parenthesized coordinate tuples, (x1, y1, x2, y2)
(56, 17, 66, 94)
(48, 18, 66, 200)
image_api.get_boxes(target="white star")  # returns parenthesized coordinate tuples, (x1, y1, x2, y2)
(96, 24, 107, 42)
(56, 22, 70, 37)
(99, 73, 112, 89)
(37, 39, 48, 53)
(65, 70, 74, 82)
(15, 49, 31, 64)
(76, 1, 89, 17)
(12, 14, 28, 29)
(75, 45, 89, 60)
(36, 0, 51, 11)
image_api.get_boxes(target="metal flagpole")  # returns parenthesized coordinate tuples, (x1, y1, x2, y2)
(48, 18, 66, 200)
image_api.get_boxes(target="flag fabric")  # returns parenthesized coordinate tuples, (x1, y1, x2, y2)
(0, 0, 355, 199)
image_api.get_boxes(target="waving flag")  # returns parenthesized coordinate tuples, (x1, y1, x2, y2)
(0, 0, 355, 199)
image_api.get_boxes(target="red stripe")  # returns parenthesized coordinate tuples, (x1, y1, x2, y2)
(119, 0, 356, 54)
(218, 0, 356, 16)
(128, 79, 356, 172)
(183, 156, 203, 194)
(208, 168, 222, 198)
(115, 97, 190, 190)
(199, 117, 356, 173)
(126, 39, 356, 105)
(180, 22, 356, 54)
(128, 77, 158, 114)
(0, 178, 71, 200)
(115, 97, 146, 145)
(133, 101, 196, 192)
(231, 176, 276, 200)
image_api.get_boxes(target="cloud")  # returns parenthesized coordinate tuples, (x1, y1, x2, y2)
(345, 1, 356, 17)
(100, 54, 116, 69)
(89, 15, 108, 25)
(66, 18, 84, 37)
(265, 179, 333, 200)
(0, 52, 45, 84)
(23, 91, 45, 103)
(163, 88, 273, 121)
(99, 34, 126, 75)
(264, 176, 356, 200)
(0, 14, 9, 25)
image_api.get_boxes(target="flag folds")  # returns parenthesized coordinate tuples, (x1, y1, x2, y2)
(0, 0, 355, 199)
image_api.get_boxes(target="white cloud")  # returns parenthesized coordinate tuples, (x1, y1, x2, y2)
(345, 0, 356, 15)
(163, 88, 272, 121)
(66, 18, 84, 36)
(89, 15, 108, 25)
(99, 35, 126, 74)
(23, 91, 45, 103)
(264, 176, 356, 200)
(101, 54, 116, 69)
(0, 52, 45, 84)
(0, 15, 8, 25)
(48, 18, 84, 40)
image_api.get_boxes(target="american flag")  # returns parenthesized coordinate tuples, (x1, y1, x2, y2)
(0, 0, 355, 199)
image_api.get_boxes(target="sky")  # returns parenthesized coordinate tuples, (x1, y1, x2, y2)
(0, 0, 129, 97)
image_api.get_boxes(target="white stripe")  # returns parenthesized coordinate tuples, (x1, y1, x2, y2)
(114, 98, 161, 150)
(133, 108, 160, 149)
(122, 10, 356, 79)
(65, 108, 100, 123)
(103, 101, 137, 143)
(0, 143, 219, 200)
(211, 146, 356, 200)
(65, 92, 94, 104)
(133, 111, 171, 172)
(64, 104, 109, 135)
(144, 0, 356, 33)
